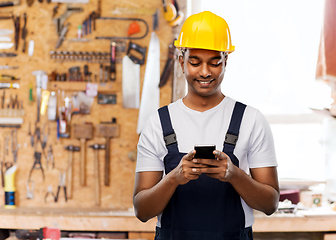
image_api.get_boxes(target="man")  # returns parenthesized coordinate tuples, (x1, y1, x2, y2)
(133, 11, 279, 240)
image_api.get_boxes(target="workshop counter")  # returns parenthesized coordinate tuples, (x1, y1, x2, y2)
(1, 208, 336, 238)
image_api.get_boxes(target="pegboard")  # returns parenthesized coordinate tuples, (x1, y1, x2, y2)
(0, 0, 174, 210)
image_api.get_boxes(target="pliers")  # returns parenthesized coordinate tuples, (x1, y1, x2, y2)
(55, 172, 67, 202)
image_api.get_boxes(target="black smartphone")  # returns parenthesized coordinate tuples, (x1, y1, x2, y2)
(194, 145, 216, 159)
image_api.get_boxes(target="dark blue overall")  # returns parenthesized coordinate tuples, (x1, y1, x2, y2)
(156, 102, 253, 240)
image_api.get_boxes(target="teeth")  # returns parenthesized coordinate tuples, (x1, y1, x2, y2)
(199, 81, 210, 84)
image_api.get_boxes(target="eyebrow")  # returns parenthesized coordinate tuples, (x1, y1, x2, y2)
(188, 55, 222, 61)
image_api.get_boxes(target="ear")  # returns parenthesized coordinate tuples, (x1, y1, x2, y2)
(179, 55, 185, 73)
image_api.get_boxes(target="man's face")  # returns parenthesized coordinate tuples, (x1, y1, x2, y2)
(179, 48, 227, 97)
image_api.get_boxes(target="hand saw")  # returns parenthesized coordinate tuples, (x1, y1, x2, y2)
(122, 55, 140, 109)
(136, 32, 160, 134)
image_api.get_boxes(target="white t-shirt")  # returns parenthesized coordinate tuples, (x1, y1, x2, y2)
(136, 96, 277, 228)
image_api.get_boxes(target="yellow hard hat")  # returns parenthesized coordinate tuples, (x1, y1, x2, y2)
(174, 11, 235, 53)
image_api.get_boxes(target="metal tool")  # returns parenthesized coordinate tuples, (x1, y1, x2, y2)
(46, 145, 54, 169)
(53, 4, 83, 36)
(0, 83, 19, 89)
(55, 172, 67, 202)
(55, 23, 70, 49)
(13, 14, 20, 51)
(0, 52, 16, 57)
(137, 32, 160, 134)
(26, 180, 34, 199)
(159, 43, 175, 88)
(32, 70, 46, 123)
(73, 124, 93, 186)
(95, 119, 119, 186)
(122, 55, 140, 109)
(0, 43, 14, 49)
(110, 41, 116, 81)
(45, 185, 56, 203)
(11, 129, 18, 164)
(28, 152, 44, 181)
(0, 0, 20, 8)
(0, 74, 19, 81)
(41, 122, 49, 150)
(0, 29, 13, 36)
(126, 42, 146, 65)
(21, 13, 27, 53)
(96, 17, 148, 40)
(89, 144, 105, 206)
(64, 145, 80, 199)
(0, 65, 18, 70)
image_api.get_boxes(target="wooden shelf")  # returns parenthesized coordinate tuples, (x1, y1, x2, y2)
(0, 207, 156, 231)
(48, 82, 120, 93)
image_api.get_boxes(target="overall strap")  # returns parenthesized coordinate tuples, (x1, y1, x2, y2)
(158, 106, 177, 147)
(223, 102, 246, 165)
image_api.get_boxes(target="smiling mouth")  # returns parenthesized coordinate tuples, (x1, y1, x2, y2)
(196, 79, 215, 85)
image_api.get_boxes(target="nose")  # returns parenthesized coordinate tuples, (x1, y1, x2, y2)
(199, 63, 211, 79)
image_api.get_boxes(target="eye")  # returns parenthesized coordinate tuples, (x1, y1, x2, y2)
(210, 61, 222, 67)
(190, 62, 200, 66)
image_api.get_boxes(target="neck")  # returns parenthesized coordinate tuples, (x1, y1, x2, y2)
(183, 91, 225, 112)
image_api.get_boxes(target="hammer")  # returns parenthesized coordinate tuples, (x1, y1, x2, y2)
(95, 118, 119, 186)
(89, 144, 105, 206)
(64, 145, 80, 199)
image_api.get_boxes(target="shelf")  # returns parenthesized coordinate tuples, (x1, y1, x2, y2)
(48, 82, 120, 93)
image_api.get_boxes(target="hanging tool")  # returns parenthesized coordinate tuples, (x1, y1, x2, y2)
(0, 66, 18, 70)
(137, 32, 160, 134)
(159, 43, 175, 88)
(32, 70, 46, 123)
(96, 17, 148, 40)
(28, 152, 44, 181)
(55, 171, 67, 202)
(41, 122, 49, 150)
(53, 4, 83, 36)
(122, 55, 140, 109)
(110, 41, 116, 81)
(4, 164, 17, 209)
(95, 119, 119, 186)
(0, 74, 20, 81)
(44, 185, 56, 203)
(126, 42, 146, 65)
(0, 83, 20, 89)
(26, 180, 34, 199)
(11, 129, 18, 164)
(21, 13, 27, 53)
(89, 144, 105, 206)
(55, 23, 70, 49)
(0, 29, 13, 35)
(0, 43, 14, 49)
(12, 14, 20, 51)
(0, 0, 20, 8)
(0, 52, 16, 57)
(64, 145, 80, 199)
(127, 21, 140, 36)
(73, 124, 93, 186)
(46, 145, 54, 169)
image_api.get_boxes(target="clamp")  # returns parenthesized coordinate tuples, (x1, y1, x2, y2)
(53, 4, 83, 36)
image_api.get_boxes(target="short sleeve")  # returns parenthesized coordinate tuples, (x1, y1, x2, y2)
(247, 110, 278, 168)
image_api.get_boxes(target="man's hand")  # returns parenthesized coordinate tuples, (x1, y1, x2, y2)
(171, 150, 208, 185)
(192, 150, 236, 182)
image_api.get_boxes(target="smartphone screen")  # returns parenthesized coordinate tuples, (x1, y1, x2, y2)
(194, 145, 216, 159)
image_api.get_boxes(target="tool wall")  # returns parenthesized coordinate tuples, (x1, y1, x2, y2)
(0, 0, 173, 209)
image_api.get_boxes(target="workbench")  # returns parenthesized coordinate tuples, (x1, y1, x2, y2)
(1, 208, 336, 240)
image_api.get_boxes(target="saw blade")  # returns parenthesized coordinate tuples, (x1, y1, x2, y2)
(136, 32, 160, 134)
(122, 55, 140, 109)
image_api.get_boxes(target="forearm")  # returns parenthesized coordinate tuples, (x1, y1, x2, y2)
(133, 171, 179, 222)
(230, 167, 279, 215)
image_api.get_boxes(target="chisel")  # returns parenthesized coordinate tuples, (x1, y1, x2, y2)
(0, 0, 20, 8)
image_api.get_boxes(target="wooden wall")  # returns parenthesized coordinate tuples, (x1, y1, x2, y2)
(0, 0, 173, 210)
